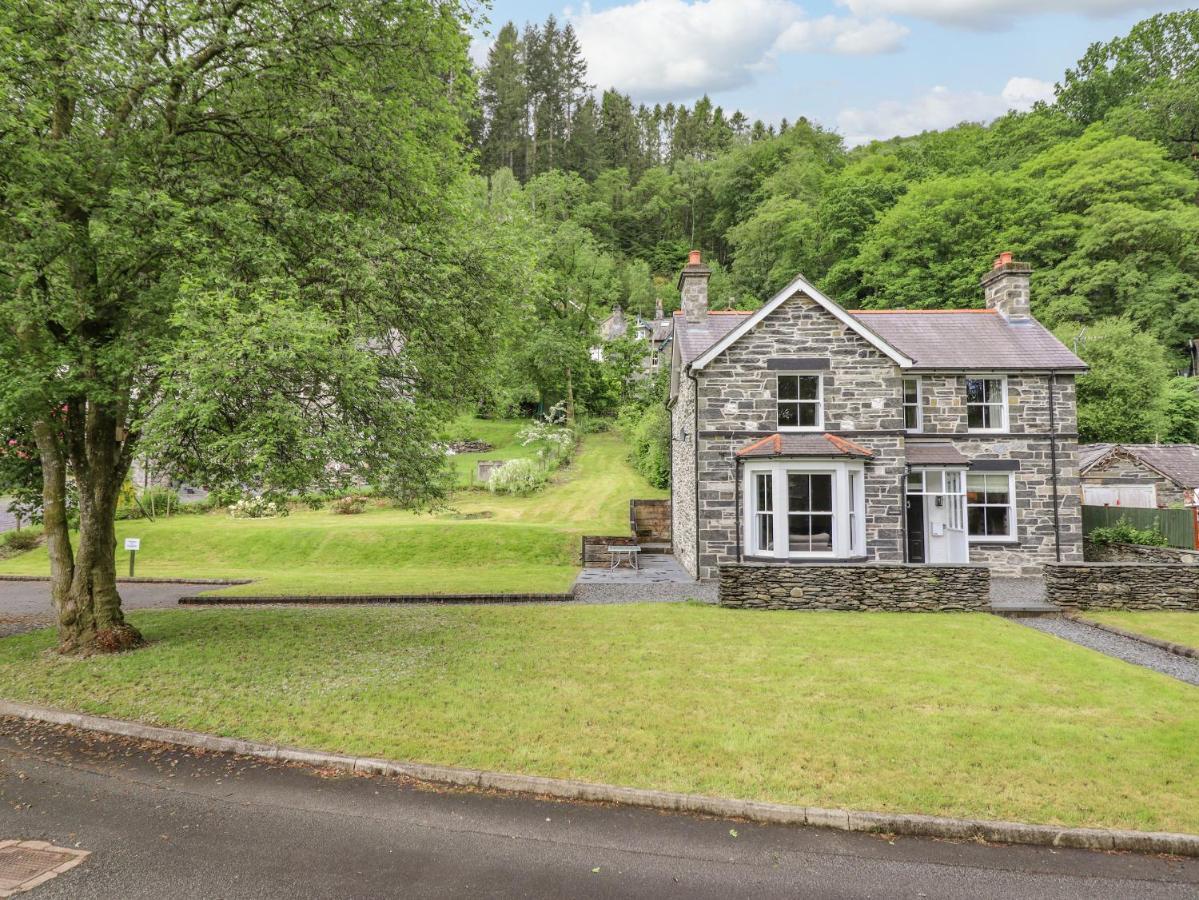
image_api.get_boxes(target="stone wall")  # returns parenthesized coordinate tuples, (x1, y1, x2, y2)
(1045, 562, 1199, 610)
(719, 563, 990, 611)
(630, 499, 671, 544)
(1084, 540, 1199, 565)
(581, 535, 638, 568)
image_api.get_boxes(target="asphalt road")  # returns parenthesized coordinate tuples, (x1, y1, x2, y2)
(0, 581, 215, 636)
(0, 719, 1194, 899)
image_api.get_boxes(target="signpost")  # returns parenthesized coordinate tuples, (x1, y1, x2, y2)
(124, 538, 141, 577)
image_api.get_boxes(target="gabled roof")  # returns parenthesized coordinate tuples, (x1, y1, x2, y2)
(674, 310, 750, 365)
(689, 275, 913, 371)
(736, 432, 875, 459)
(850, 309, 1086, 371)
(1079, 443, 1199, 488)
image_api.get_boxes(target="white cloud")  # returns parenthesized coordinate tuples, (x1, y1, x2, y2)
(774, 15, 909, 55)
(838, 0, 1163, 29)
(836, 76, 1055, 145)
(565, 0, 908, 102)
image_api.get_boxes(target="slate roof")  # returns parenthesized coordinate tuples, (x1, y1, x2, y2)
(1080, 444, 1199, 488)
(674, 311, 751, 365)
(848, 309, 1086, 371)
(736, 433, 875, 459)
(905, 441, 970, 467)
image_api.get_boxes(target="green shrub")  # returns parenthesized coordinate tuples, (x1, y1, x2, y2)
(228, 497, 287, 519)
(1, 529, 40, 553)
(331, 495, 368, 515)
(487, 458, 547, 495)
(1089, 517, 1169, 547)
(617, 401, 670, 489)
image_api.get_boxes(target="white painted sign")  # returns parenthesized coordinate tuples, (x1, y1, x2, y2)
(124, 538, 141, 551)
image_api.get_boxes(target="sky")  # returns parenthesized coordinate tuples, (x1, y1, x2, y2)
(472, 0, 1189, 145)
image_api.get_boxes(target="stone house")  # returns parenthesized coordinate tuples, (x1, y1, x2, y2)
(1079, 443, 1199, 508)
(668, 250, 1088, 579)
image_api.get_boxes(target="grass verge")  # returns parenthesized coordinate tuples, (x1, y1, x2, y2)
(0, 604, 1195, 833)
(1083, 611, 1199, 651)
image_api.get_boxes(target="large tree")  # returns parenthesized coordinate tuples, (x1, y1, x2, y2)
(0, 1, 506, 654)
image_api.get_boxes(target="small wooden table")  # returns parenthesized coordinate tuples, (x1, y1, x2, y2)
(608, 546, 641, 570)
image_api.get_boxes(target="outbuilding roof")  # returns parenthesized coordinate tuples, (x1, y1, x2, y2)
(736, 432, 875, 459)
(848, 309, 1086, 371)
(1079, 443, 1199, 489)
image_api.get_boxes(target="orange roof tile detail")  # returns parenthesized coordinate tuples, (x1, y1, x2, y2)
(824, 433, 875, 457)
(847, 308, 997, 315)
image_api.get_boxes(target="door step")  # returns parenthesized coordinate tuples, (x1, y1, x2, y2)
(990, 605, 1061, 618)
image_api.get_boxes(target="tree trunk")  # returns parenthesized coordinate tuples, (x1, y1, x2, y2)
(33, 411, 142, 656)
(565, 366, 576, 424)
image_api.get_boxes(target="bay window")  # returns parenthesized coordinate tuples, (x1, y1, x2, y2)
(966, 472, 1016, 541)
(778, 375, 822, 430)
(744, 461, 865, 559)
(965, 376, 1006, 431)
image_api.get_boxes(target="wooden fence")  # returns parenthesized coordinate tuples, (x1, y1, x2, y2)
(1081, 504, 1198, 550)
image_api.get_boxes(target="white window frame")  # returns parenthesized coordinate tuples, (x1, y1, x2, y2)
(743, 460, 865, 560)
(776, 374, 823, 432)
(965, 375, 1008, 433)
(903, 376, 923, 433)
(966, 471, 1018, 543)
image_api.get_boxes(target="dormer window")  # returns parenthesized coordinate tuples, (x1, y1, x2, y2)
(778, 374, 822, 431)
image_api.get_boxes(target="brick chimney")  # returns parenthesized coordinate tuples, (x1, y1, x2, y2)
(678, 249, 711, 323)
(980, 252, 1031, 321)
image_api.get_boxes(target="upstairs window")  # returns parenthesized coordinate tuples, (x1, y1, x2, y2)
(903, 377, 922, 432)
(966, 376, 1006, 431)
(778, 374, 822, 430)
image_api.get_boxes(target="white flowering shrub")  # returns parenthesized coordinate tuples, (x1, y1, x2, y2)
(487, 458, 547, 495)
(518, 402, 577, 468)
(227, 497, 286, 518)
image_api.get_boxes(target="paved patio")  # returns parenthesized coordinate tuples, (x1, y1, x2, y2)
(572, 555, 717, 603)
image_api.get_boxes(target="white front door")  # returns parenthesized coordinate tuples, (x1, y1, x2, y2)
(908, 468, 969, 564)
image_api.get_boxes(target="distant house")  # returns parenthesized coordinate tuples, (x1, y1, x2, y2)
(1079, 444, 1199, 508)
(667, 249, 1088, 579)
(596, 299, 673, 377)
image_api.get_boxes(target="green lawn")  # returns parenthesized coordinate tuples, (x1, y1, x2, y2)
(0, 605, 1195, 833)
(443, 416, 534, 488)
(0, 430, 664, 596)
(1083, 611, 1199, 650)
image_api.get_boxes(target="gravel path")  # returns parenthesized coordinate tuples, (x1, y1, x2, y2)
(571, 582, 717, 603)
(1019, 617, 1199, 686)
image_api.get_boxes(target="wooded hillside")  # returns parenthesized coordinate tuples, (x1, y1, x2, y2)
(471, 11, 1199, 445)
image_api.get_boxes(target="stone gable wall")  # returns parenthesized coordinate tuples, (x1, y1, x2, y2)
(1045, 562, 1199, 610)
(719, 563, 990, 611)
(694, 293, 903, 579)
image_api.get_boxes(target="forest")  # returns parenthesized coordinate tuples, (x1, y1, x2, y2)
(470, 10, 1199, 464)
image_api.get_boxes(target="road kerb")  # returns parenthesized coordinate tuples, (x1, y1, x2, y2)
(1, 697, 1196, 858)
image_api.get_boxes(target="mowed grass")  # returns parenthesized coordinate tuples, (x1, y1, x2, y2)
(443, 417, 533, 488)
(0, 431, 664, 596)
(1083, 611, 1199, 650)
(0, 604, 1195, 832)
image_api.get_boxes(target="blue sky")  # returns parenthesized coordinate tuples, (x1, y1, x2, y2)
(473, 0, 1187, 144)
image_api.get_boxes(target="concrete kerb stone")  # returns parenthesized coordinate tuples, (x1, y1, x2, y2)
(1069, 614, 1199, 659)
(1, 697, 1197, 858)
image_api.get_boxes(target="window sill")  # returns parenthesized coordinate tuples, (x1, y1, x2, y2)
(777, 426, 824, 433)
(968, 537, 1019, 545)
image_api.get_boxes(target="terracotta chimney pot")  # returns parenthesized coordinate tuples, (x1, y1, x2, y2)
(994, 251, 1013, 268)
(688, 249, 702, 265)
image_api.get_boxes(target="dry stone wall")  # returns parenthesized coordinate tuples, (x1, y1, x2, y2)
(719, 563, 990, 611)
(1045, 563, 1199, 609)
(1084, 540, 1199, 565)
